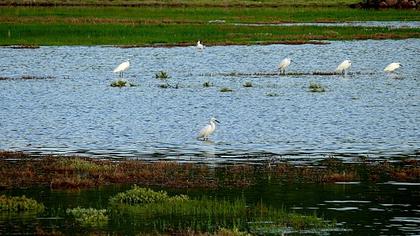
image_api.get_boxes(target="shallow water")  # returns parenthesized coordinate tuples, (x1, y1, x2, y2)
(1, 181, 419, 235)
(234, 21, 420, 29)
(0, 39, 419, 163)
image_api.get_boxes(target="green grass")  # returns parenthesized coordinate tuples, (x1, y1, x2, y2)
(0, 5, 419, 46)
(1, 7, 418, 24)
(108, 186, 332, 233)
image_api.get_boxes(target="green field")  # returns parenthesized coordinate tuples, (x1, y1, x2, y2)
(0, 3, 419, 46)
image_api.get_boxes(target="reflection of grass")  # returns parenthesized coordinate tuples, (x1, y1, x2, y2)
(203, 81, 213, 87)
(66, 207, 108, 227)
(0, 195, 44, 213)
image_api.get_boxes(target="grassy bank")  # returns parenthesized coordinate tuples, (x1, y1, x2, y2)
(0, 5, 419, 46)
(1, 23, 419, 46)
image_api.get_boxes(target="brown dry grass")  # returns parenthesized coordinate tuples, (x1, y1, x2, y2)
(0, 151, 418, 190)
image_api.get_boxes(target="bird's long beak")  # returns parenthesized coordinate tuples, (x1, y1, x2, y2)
(400, 64, 403, 67)
(215, 119, 220, 123)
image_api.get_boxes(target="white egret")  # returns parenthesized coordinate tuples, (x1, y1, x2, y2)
(113, 59, 130, 78)
(278, 58, 291, 75)
(196, 41, 204, 50)
(197, 117, 220, 141)
(335, 60, 352, 76)
(384, 62, 402, 73)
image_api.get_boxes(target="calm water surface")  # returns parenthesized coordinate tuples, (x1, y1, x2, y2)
(1, 181, 419, 235)
(0, 39, 419, 163)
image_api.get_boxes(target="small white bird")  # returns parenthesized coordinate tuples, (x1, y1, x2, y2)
(278, 58, 291, 75)
(384, 62, 402, 73)
(335, 60, 352, 76)
(113, 59, 130, 78)
(197, 117, 220, 141)
(196, 41, 204, 50)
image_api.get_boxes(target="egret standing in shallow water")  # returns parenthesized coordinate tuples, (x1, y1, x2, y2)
(196, 41, 204, 50)
(335, 60, 352, 76)
(113, 59, 130, 78)
(278, 58, 291, 75)
(384, 62, 402, 73)
(197, 118, 220, 141)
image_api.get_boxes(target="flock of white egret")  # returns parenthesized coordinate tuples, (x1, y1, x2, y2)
(111, 41, 403, 141)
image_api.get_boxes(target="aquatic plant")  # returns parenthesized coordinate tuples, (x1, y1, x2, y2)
(220, 87, 233, 92)
(109, 185, 189, 205)
(243, 82, 253, 88)
(308, 82, 326, 92)
(66, 207, 108, 227)
(155, 71, 170, 79)
(111, 194, 331, 234)
(0, 195, 44, 212)
(203, 81, 213, 87)
(266, 92, 279, 97)
(110, 79, 128, 87)
(158, 83, 179, 89)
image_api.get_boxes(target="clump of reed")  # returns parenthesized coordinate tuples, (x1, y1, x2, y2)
(309, 82, 326, 92)
(0, 195, 44, 212)
(243, 81, 253, 88)
(110, 79, 136, 87)
(155, 71, 170, 80)
(66, 207, 108, 227)
(220, 87, 233, 92)
(203, 81, 213, 87)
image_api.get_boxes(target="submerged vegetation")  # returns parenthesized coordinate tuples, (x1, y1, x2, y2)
(0, 195, 44, 212)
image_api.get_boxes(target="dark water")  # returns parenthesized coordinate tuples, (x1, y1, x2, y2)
(1, 181, 419, 235)
(0, 39, 419, 163)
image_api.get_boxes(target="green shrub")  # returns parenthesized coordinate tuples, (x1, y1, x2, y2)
(66, 207, 108, 227)
(0, 195, 44, 212)
(109, 185, 189, 205)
